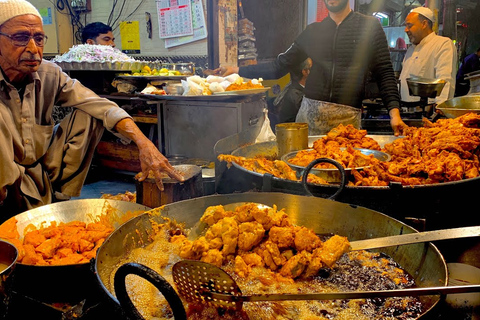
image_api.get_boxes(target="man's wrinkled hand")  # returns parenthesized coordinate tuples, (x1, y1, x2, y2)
(136, 141, 185, 191)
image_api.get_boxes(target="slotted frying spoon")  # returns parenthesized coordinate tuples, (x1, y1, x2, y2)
(172, 260, 480, 310)
(173, 225, 480, 309)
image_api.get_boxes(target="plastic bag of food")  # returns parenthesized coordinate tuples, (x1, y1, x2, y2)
(255, 108, 276, 143)
(206, 75, 225, 83)
(225, 73, 242, 84)
(182, 79, 203, 96)
(209, 82, 225, 93)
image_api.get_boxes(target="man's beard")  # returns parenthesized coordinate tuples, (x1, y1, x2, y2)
(324, 0, 349, 13)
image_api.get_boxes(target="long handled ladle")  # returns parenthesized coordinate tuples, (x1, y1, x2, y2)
(172, 225, 480, 310)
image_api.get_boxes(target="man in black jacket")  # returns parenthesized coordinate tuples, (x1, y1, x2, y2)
(216, 0, 405, 135)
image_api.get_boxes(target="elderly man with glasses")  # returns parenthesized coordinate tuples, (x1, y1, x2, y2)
(0, 0, 183, 219)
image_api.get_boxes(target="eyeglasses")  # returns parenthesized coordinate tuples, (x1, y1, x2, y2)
(0, 32, 47, 47)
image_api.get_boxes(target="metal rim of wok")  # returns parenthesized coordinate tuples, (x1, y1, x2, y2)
(94, 192, 448, 319)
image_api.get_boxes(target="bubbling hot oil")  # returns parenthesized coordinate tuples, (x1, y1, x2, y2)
(103, 225, 423, 320)
(0, 262, 11, 273)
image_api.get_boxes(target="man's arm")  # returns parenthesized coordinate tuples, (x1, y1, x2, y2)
(369, 19, 406, 135)
(114, 118, 184, 191)
(215, 42, 307, 79)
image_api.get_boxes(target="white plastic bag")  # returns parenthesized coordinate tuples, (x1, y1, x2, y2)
(255, 108, 276, 143)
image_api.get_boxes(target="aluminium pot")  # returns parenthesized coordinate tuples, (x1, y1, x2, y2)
(1, 199, 151, 303)
(94, 192, 448, 319)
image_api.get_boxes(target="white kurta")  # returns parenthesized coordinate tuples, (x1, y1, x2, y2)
(399, 32, 457, 104)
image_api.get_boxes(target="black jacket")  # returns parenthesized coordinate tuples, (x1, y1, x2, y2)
(240, 11, 400, 111)
(273, 81, 305, 123)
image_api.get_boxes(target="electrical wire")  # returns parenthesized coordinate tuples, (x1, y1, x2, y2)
(51, 0, 84, 43)
(124, 0, 146, 21)
(110, 0, 128, 30)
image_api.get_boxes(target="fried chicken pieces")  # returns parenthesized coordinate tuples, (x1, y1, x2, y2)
(0, 217, 114, 266)
(220, 115, 480, 186)
(217, 154, 329, 185)
(357, 113, 480, 186)
(177, 203, 351, 280)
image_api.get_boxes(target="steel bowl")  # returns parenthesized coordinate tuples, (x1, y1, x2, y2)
(436, 95, 480, 118)
(281, 148, 391, 182)
(406, 77, 446, 98)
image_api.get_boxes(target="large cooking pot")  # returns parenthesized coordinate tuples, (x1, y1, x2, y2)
(216, 137, 480, 232)
(94, 192, 447, 319)
(2, 199, 150, 303)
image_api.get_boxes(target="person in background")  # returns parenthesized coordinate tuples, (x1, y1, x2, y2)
(271, 58, 312, 126)
(455, 47, 480, 97)
(0, 0, 182, 219)
(214, 0, 405, 136)
(81, 22, 116, 47)
(399, 7, 457, 105)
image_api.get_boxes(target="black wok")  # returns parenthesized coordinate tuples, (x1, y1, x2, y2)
(95, 192, 448, 319)
(218, 139, 480, 231)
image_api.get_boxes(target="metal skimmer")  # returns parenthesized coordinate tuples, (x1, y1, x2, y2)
(172, 260, 480, 310)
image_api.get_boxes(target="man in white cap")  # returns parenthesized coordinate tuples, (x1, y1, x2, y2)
(0, 0, 183, 218)
(399, 6, 457, 106)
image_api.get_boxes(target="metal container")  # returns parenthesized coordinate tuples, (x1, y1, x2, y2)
(0, 240, 17, 317)
(406, 77, 446, 98)
(281, 148, 391, 183)
(94, 192, 448, 319)
(135, 164, 204, 208)
(275, 123, 308, 158)
(2, 199, 151, 303)
(436, 95, 480, 118)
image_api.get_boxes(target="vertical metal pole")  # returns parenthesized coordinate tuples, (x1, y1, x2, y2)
(441, 0, 457, 40)
(425, 0, 440, 34)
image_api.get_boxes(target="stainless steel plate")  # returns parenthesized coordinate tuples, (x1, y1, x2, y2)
(406, 77, 446, 98)
(281, 148, 391, 182)
(213, 87, 270, 95)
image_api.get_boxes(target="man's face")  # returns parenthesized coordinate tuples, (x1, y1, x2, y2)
(324, 0, 349, 13)
(93, 31, 115, 47)
(404, 13, 428, 45)
(0, 14, 44, 81)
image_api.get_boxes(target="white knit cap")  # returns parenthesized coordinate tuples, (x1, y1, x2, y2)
(411, 7, 434, 23)
(0, 0, 42, 27)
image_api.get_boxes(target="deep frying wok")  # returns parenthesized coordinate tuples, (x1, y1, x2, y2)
(3, 199, 150, 303)
(95, 192, 448, 319)
(219, 138, 480, 231)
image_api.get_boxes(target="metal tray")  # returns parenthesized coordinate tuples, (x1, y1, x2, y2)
(213, 87, 270, 95)
(116, 75, 187, 81)
(281, 148, 391, 182)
